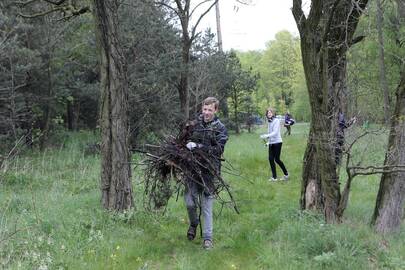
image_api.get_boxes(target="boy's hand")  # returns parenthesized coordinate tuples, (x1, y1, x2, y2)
(260, 134, 270, 139)
(186, 142, 197, 150)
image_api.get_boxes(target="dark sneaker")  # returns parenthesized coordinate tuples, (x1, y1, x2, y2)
(202, 239, 213, 250)
(187, 225, 197, 241)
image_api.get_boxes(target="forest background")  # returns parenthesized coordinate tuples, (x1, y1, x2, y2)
(1, 0, 405, 269)
(1, 0, 404, 149)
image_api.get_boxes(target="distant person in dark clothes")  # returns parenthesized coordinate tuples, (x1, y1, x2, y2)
(335, 111, 356, 165)
(284, 112, 295, 136)
(260, 107, 289, 181)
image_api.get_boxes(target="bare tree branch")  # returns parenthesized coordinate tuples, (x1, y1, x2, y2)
(154, 1, 181, 18)
(190, 0, 212, 18)
(190, 0, 217, 41)
(15, 0, 90, 20)
(42, 0, 67, 5)
(0, 30, 15, 48)
(350, 35, 366, 46)
(292, 0, 306, 32)
(13, 0, 37, 7)
(18, 6, 64, 18)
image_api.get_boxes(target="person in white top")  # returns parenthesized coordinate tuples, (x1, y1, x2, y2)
(260, 107, 289, 181)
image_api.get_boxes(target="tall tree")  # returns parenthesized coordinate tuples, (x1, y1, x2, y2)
(371, 69, 405, 233)
(156, 0, 218, 120)
(215, 0, 223, 52)
(376, 0, 390, 124)
(16, 0, 133, 211)
(371, 1, 405, 233)
(258, 31, 302, 114)
(93, 0, 133, 210)
(292, 0, 368, 222)
(226, 52, 258, 133)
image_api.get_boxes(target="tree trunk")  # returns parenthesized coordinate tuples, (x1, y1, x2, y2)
(300, 122, 323, 210)
(67, 99, 74, 130)
(40, 53, 53, 151)
(8, 54, 17, 140)
(376, 0, 391, 125)
(179, 40, 191, 120)
(94, 0, 133, 211)
(396, 0, 405, 19)
(233, 88, 240, 134)
(371, 70, 405, 233)
(219, 96, 229, 118)
(293, 0, 368, 223)
(73, 100, 80, 130)
(215, 0, 223, 52)
(297, 28, 339, 222)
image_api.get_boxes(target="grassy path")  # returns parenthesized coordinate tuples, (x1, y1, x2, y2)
(1, 124, 404, 269)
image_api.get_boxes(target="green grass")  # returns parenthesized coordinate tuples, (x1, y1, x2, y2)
(1, 124, 404, 269)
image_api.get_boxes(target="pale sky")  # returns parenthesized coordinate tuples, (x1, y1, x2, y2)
(202, 0, 302, 51)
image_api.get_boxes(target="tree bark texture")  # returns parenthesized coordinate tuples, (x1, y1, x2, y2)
(293, 0, 368, 222)
(371, 70, 405, 233)
(94, 0, 133, 211)
(300, 121, 324, 210)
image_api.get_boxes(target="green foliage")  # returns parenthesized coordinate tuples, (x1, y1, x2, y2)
(237, 31, 310, 121)
(1, 126, 404, 269)
(347, 0, 405, 123)
(226, 51, 260, 133)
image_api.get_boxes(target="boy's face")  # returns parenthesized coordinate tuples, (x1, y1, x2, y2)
(202, 103, 217, 123)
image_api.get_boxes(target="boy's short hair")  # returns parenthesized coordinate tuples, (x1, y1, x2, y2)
(202, 97, 219, 110)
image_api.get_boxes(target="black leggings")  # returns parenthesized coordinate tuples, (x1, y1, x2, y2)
(268, 143, 288, 178)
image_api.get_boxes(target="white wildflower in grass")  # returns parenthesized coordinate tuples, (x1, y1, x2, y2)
(46, 252, 52, 264)
(38, 262, 48, 270)
(47, 237, 53, 245)
(96, 230, 103, 240)
(110, 253, 117, 261)
(32, 251, 39, 261)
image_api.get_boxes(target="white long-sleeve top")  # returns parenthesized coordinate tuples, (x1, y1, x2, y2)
(265, 117, 282, 144)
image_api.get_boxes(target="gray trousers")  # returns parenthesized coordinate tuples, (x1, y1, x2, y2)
(184, 181, 214, 241)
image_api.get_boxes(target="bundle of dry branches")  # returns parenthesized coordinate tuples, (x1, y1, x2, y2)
(138, 121, 238, 213)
